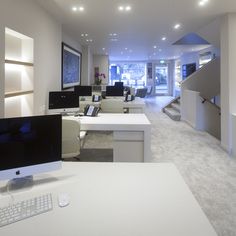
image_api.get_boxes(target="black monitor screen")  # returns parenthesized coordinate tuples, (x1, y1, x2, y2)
(0, 115, 62, 170)
(114, 82, 124, 88)
(49, 91, 79, 109)
(74, 86, 92, 96)
(106, 86, 124, 97)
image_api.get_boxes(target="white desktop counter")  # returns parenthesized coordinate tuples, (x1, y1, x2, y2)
(80, 97, 145, 113)
(0, 162, 217, 236)
(64, 113, 151, 162)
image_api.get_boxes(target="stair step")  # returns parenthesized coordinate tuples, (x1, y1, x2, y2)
(171, 103, 180, 112)
(164, 107, 181, 121)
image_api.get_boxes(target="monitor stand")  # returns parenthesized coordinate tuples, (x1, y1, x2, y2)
(7, 176, 34, 192)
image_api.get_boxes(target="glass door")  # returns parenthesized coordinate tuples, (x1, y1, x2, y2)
(154, 64, 169, 95)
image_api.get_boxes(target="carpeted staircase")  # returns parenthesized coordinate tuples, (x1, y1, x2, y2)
(163, 97, 181, 121)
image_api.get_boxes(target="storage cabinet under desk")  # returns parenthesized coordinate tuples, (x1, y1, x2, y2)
(113, 131, 144, 162)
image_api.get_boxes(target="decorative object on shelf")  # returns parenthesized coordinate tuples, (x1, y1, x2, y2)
(94, 72, 106, 85)
(62, 42, 81, 90)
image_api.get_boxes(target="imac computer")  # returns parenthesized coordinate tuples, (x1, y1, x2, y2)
(114, 82, 124, 88)
(106, 86, 124, 97)
(48, 91, 79, 115)
(0, 114, 62, 190)
(74, 85, 92, 97)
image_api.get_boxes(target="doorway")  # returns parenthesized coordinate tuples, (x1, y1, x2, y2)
(154, 64, 169, 95)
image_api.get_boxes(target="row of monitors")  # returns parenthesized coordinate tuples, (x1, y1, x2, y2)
(49, 85, 124, 110)
(75, 84, 124, 97)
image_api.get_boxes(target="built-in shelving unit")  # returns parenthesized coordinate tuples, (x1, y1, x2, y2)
(4, 28, 34, 117)
(5, 59, 34, 67)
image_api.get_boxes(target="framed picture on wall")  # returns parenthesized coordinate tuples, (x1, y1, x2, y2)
(61, 42, 82, 90)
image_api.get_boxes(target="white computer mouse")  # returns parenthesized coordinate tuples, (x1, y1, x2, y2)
(58, 193, 70, 207)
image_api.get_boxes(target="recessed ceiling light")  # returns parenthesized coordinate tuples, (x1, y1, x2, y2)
(86, 39, 93, 42)
(109, 33, 118, 37)
(125, 48, 128, 50)
(102, 48, 105, 51)
(72, 7, 77, 11)
(118, 5, 131, 12)
(79, 6, 84, 11)
(174, 24, 181, 30)
(162, 37, 166, 41)
(199, 0, 209, 6)
(160, 60, 165, 64)
(111, 38, 118, 42)
(125, 6, 131, 11)
(81, 33, 88, 37)
(153, 45, 157, 49)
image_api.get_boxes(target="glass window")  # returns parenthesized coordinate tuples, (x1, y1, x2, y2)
(109, 63, 147, 89)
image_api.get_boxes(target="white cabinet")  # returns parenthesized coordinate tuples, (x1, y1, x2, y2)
(4, 28, 34, 117)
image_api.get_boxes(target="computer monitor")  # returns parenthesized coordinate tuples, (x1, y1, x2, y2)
(0, 115, 62, 187)
(106, 86, 124, 97)
(114, 82, 124, 88)
(74, 85, 92, 96)
(48, 91, 79, 114)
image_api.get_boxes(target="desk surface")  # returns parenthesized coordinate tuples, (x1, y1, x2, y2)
(0, 162, 217, 236)
(65, 113, 151, 131)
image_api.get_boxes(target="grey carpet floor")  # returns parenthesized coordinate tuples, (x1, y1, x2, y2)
(75, 96, 236, 236)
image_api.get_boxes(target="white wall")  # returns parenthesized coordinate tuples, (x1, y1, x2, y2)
(0, 0, 83, 116)
(93, 55, 109, 84)
(221, 13, 236, 153)
(81, 46, 93, 85)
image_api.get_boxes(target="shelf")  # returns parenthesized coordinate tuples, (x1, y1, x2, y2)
(5, 90, 34, 98)
(5, 59, 33, 67)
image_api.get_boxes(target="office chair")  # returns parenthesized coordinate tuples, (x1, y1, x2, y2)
(101, 98, 124, 113)
(62, 119, 86, 160)
(135, 88, 148, 98)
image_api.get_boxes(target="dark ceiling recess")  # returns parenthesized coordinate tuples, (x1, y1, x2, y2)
(173, 33, 210, 45)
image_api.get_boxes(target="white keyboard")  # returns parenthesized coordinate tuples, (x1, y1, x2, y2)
(0, 193, 53, 227)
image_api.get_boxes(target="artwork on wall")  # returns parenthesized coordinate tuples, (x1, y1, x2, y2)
(61, 42, 81, 90)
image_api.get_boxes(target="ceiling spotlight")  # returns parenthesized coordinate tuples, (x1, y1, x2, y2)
(125, 6, 131, 11)
(174, 24, 181, 30)
(199, 0, 209, 6)
(72, 7, 77, 11)
(153, 45, 157, 49)
(119, 6, 124, 11)
(81, 33, 88, 37)
(79, 6, 84, 11)
(162, 37, 166, 41)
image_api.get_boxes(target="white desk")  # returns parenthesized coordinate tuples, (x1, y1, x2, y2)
(0, 162, 217, 236)
(80, 97, 145, 113)
(64, 113, 151, 162)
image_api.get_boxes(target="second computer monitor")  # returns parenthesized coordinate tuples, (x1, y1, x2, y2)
(74, 85, 92, 96)
(106, 86, 124, 97)
(48, 91, 79, 113)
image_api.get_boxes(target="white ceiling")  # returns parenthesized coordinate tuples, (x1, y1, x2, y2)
(36, 0, 236, 61)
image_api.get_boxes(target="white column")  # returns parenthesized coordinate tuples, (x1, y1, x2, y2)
(220, 13, 236, 154)
(0, 26, 5, 118)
